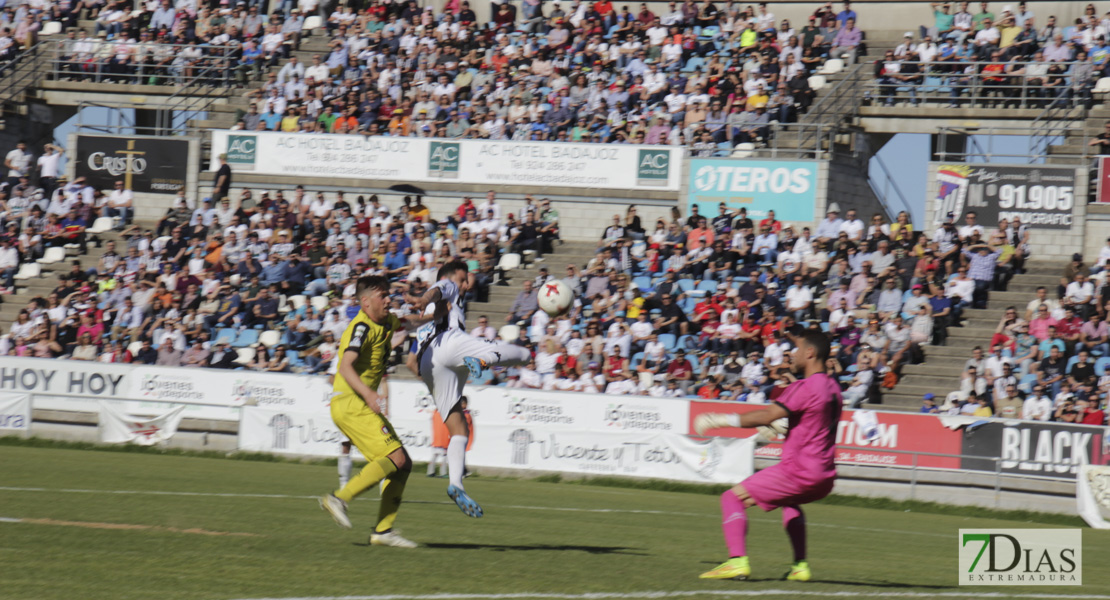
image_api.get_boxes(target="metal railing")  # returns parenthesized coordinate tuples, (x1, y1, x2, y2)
(47, 40, 234, 89)
(864, 60, 1097, 109)
(934, 124, 1092, 163)
(51, 39, 237, 135)
(0, 41, 49, 106)
(868, 152, 913, 220)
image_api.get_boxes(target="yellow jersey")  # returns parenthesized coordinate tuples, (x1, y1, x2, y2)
(333, 310, 401, 396)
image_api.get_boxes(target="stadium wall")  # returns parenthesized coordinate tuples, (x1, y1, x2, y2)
(924, 162, 1089, 263)
(1083, 203, 1110, 265)
(2, 357, 1103, 515)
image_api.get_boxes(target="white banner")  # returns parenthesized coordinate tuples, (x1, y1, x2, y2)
(1078, 464, 1110, 529)
(98, 402, 186, 446)
(209, 131, 680, 192)
(388, 382, 690, 433)
(0, 393, 31, 434)
(238, 405, 365, 459)
(128, 366, 333, 411)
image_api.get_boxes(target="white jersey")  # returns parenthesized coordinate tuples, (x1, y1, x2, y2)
(415, 278, 466, 357)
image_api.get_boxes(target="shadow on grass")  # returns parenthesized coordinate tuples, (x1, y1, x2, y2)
(696, 562, 956, 589)
(413, 542, 649, 555)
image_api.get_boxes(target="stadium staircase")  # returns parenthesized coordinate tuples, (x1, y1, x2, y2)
(880, 263, 1062, 410)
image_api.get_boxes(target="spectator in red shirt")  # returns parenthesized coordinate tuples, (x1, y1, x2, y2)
(1078, 398, 1106, 426)
(666, 349, 694, 393)
(758, 210, 783, 234)
(1055, 307, 1083, 353)
(686, 217, 715, 250)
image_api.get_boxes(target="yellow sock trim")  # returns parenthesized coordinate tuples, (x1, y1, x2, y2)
(336, 456, 397, 503)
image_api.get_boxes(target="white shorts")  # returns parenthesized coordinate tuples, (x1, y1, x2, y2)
(418, 329, 530, 420)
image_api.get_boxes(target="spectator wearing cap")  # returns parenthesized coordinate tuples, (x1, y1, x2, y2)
(962, 239, 1001, 309)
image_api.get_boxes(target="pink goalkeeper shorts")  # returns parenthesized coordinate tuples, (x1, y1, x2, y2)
(741, 464, 835, 511)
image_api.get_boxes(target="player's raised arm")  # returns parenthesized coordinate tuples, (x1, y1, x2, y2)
(694, 403, 789, 435)
(337, 343, 382, 413)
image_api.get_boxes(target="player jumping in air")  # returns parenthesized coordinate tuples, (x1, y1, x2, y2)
(415, 261, 530, 518)
(318, 276, 431, 548)
(694, 330, 842, 582)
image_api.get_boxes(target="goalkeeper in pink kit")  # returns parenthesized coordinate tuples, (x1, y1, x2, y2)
(694, 331, 842, 582)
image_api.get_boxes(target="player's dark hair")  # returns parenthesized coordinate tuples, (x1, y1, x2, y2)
(437, 260, 468, 280)
(355, 275, 389, 297)
(799, 330, 831, 363)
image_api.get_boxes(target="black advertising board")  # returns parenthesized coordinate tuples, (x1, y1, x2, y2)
(933, 164, 1077, 229)
(960, 420, 1110, 481)
(74, 135, 188, 194)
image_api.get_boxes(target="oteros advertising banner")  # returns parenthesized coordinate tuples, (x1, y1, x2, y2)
(933, 164, 1078, 229)
(74, 135, 190, 193)
(687, 158, 818, 222)
(210, 131, 681, 191)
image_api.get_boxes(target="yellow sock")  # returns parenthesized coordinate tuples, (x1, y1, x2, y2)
(336, 456, 397, 503)
(374, 469, 409, 533)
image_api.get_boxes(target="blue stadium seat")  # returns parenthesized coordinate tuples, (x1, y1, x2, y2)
(630, 352, 644, 369)
(1066, 355, 1079, 373)
(677, 279, 695, 293)
(214, 328, 237, 346)
(680, 297, 698, 313)
(696, 280, 718, 293)
(634, 275, 653, 292)
(1018, 373, 1038, 393)
(233, 329, 259, 348)
(677, 334, 697, 350)
(1097, 357, 1110, 376)
(658, 333, 677, 350)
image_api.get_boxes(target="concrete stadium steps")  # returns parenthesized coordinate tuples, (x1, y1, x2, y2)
(880, 262, 1064, 411)
(462, 240, 600, 333)
(0, 230, 127, 332)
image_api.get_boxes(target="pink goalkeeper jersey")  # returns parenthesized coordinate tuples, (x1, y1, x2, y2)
(774, 372, 842, 486)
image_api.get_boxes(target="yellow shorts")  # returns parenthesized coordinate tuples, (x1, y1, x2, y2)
(330, 393, 403, 460)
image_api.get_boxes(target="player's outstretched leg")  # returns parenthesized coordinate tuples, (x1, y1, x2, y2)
(461, 339, 531, 378)
(443, 401, 483, 518)
(700, 490, 751, 580)
(783, 505, 810, 581)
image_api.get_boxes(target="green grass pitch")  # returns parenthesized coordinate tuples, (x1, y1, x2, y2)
(0, 444, 1107, 600)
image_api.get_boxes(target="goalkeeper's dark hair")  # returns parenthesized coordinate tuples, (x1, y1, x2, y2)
(798, 330, 831, 363)
(355, 275, 390, 298)
(437, 260, 469, 280)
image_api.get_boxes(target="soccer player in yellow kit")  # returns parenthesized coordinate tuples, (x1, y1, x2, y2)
(318, 275, 428, 548)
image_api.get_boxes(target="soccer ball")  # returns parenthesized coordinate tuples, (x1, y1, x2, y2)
(538, 280, 573, 317)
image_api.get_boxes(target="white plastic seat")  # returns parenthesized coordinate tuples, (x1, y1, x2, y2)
(303, 15, 323, 30)
(13, 263, 40, 280)
(731, 142, 755, 158)
(1094, 77, 1110, 94)
(499, 324, 521, 342)
(86, 217, 114, 234)
(234, 348, 256, 364)
(288, 295, 307, 310)
(36, 247, 66, 264)
(522, 249, 536, 265)
(258, 330, 281, 348)
(127, 341, 143, 356)
(41, 21, 62, 35)
(310, 295, 328, 312)
(817, 58, 844, 75)
(229, 273, 242, 287)
(497, 252, 521, 271)
(277, 295, 291, 314)
(808, 75, 827, 91)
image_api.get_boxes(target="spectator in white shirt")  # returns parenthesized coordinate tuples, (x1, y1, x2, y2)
(1022, 385, 1053, 420)
(470, 315, 496, 340)
(105, 180, 133, 230)
(838, 208, 865, 241)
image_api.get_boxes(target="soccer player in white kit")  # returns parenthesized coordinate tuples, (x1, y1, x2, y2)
(415, 261, 531, 517)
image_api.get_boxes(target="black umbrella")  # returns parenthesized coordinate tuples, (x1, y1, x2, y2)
(389, 184, 426, 195)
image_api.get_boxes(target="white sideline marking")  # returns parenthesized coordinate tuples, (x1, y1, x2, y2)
(228, 592, 1110, 600)
(0, 486, 946, 538)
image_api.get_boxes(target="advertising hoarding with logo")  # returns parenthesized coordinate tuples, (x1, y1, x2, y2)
(686, 159, 818, 222)
(959, 420, 1110, 480)
(932, 164, 1078, 229)
(209, 131, 681, 191)
(74, 135, 190, 193)
(0, 393, 31, 435)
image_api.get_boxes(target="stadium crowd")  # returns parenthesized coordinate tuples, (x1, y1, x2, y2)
(872, 1, 1110, 108)
(3, 0, 875, 151)
(3, 134, 1107, 427)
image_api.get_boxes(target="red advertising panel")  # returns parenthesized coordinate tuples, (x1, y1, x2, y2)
(689, 402, 963, 470)
(1098, 157, 1110, 204)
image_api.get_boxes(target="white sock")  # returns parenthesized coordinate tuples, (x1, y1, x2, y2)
(428, 448, 444, 476)
(337, 454, 352, 487)
(447, 435, 468, 489)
